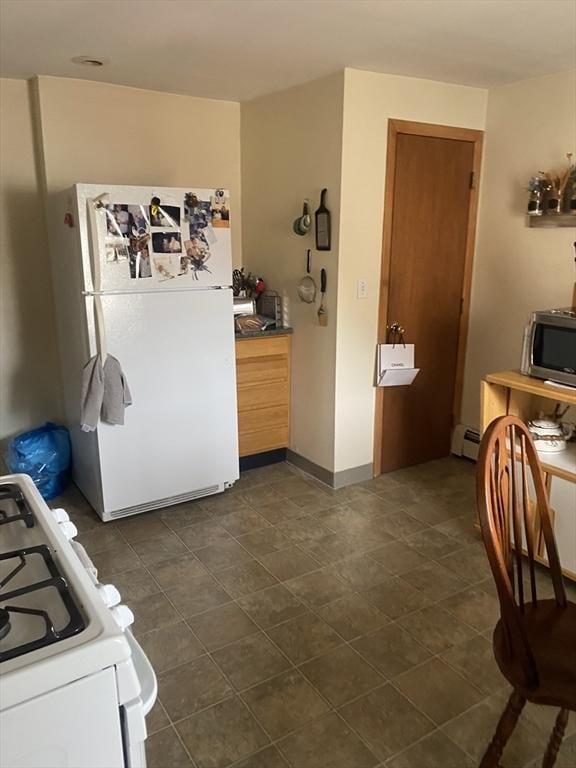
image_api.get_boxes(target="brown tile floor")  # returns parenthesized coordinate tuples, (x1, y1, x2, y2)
(54, 457, 576, 768)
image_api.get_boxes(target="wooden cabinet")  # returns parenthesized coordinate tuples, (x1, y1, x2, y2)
(235, 334, 291, 457)
(480, 369, 576, 580)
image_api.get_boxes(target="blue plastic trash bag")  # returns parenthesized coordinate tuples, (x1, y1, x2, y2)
(8, 422, 71, 500)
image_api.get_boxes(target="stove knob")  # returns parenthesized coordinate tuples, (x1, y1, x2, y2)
(51, 508, 70, 523)
(111, 605, 135, 631)
(97, 584, 121, 608)
(59, 521, 78, 540)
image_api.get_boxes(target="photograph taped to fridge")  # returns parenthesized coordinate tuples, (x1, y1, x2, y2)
(186, 196, 212, 234)
(129, 244, 152, 279)
(152, 255, 178, 281)
(149, 204, 180, 228)
(106, 203, 150, 238)
(105, 204, 132, 237)
(128, 230, 152, 279)
(128, 204, 150, 230)
(181, 192, 222, 275)
(152, 232, 182, 254)
(180, 238, 211, 279)
(210, 189, 230, 228)
(106, 239, 130, 263)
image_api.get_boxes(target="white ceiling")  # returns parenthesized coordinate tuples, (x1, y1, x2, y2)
(1, 0, 575, 101)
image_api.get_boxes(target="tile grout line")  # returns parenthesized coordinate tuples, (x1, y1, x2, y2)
(96, 490, 496, 667)
(93, 512, 496, 662)
(144, 530, 404, 764)
(153, 575, 494, 766)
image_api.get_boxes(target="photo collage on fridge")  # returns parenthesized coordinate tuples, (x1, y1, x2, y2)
(104, 189, 230, 282)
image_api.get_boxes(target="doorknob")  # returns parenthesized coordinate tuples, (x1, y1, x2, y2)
(386, 322, 406, 345)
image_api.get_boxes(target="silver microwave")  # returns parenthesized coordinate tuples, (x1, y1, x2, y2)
(521, 308, 576, 387)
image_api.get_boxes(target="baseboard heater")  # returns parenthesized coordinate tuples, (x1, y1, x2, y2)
(451, 424, 481, 461)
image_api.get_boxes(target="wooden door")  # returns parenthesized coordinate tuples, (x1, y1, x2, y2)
(379, 127, 480, 472)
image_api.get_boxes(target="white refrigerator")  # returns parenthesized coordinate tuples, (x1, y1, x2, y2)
(49, 183, 239, 522)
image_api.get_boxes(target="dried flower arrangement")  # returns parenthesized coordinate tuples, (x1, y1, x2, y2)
(526, 153, 576, 216)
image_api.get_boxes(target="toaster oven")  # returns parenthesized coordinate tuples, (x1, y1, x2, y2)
(258, 292, 282, 325)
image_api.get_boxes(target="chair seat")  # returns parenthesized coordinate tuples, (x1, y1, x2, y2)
(493, 599, 576, 710)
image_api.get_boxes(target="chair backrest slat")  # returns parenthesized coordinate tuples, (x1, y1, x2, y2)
(477, 415, 567, 689)
(519, 433, 538, 604)
(509, 424, 525, 608)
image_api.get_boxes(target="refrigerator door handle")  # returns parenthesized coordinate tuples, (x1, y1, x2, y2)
(83, 286, 233, 296)
(87, 197, 108, 361)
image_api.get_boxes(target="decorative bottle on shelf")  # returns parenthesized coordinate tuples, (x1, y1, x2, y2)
(527, 188, 544, 216)
(546, 183, 563, 215)
(566, 169, 576, 215)
(526, 173, 545, 216)
(562, 153, 576, 215)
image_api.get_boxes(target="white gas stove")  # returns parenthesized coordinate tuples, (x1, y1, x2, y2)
(0, 474, 157, 768)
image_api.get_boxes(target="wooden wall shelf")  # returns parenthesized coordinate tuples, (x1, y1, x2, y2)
(527, 214, 576, 228)
(484, 370, 576, 407)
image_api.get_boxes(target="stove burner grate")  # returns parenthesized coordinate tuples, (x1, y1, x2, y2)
(0, 546, 85, 662)
(0, 607, 10, 641)
(0, 484, 35, 529)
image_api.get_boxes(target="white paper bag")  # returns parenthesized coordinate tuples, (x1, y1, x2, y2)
(378, 343, 414, 371)
(376, 343, 419, 388)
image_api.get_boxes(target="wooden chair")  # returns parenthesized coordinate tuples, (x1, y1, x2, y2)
(476, 415, 576, 768)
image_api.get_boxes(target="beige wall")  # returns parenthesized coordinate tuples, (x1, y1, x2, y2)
(334, 69, 488, 472)
(0, 75, 242, 442)
(34, 76, 242, 264)
(461, 70, 576, 429)
(241, 73, 344, 471)
(0, 78, 61, 441)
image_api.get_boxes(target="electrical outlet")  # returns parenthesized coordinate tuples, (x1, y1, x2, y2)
(357, 279, 368, 299)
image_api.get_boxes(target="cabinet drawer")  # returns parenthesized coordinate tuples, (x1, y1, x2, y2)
(238, 405, 288, 434)
(236, 356, 289, 386)
(235, 335, 290, 361)
(239, 426, 289, 457)
(237, 381, 289, 412)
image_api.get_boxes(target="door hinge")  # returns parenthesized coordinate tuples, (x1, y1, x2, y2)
(469, 171, 476, 189)
(460, 297, 464, 314)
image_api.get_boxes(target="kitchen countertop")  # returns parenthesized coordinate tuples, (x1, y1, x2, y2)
(235, 326, 293, 340)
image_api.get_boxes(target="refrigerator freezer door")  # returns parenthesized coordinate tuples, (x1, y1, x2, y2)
(85, 289, 239, 517)
(75, 183, 233, 293)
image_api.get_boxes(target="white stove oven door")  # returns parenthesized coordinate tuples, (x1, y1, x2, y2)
(0, 668, 124, 768)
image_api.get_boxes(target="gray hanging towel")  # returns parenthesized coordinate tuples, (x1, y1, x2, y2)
(81, 355, 133, 432)
(80, 356, 104, 432)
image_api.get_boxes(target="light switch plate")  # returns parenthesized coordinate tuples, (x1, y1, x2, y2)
(357, 279, 368, 299)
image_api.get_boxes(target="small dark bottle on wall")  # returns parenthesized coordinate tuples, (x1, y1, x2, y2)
(527, 189, 544, 216)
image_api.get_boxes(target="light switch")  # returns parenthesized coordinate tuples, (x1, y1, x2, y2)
(357, 279, 368, 299)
